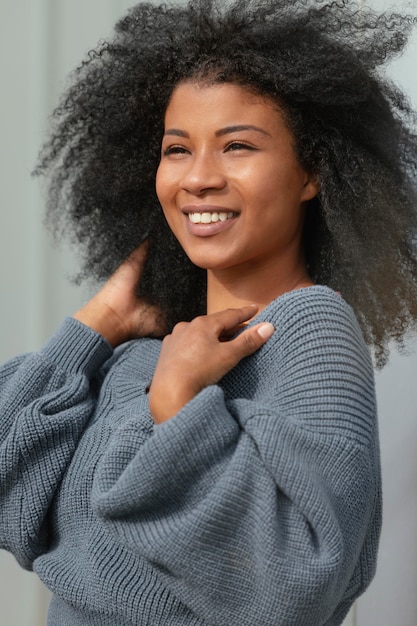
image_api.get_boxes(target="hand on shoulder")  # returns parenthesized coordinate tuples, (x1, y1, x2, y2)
(149, 306, 274, 423)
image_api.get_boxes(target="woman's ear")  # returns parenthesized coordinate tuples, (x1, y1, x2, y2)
(301, 172, 320, 202)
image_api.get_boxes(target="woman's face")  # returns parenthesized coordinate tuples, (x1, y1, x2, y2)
(156, 81, 318, 277)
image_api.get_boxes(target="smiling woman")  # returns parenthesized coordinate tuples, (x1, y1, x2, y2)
(0, 0, 416, 625)
(156, 82, 318, 306)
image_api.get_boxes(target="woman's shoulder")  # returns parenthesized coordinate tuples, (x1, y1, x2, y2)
(258, 285, 363, 342)
(262, 284, 352, 319)
(253, 285, 372, 373)
(224, 285, 376, 441)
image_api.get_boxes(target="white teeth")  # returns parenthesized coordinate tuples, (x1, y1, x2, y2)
(189, 213, 201, 223)
(188, 211, 234, 224)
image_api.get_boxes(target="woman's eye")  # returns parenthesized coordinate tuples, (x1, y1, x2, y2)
(225, 142, 256, 152)
(163, 146, 189, 156)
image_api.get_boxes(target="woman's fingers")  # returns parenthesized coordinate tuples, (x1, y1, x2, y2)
(73, 240, 166, 346)
(206, 304, 257, 335)
(216, 321, 275, 375)
(200, 306, 274, 354)
(149, 306, 275, 422)
(108, 241, 149, 291)
(231, 321, 275, 355)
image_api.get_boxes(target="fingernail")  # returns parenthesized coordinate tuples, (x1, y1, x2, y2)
(257, 322, 274, 339)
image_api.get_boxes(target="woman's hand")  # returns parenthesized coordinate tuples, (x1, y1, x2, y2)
(149, 306, 274, 423)
(73, 243, 166, 347)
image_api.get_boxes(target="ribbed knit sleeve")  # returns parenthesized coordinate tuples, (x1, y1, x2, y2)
(0, 318, 112, 569)
(92, 287, 381, 626)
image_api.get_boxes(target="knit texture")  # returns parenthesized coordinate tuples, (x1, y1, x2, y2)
(0, 286, 381, 626)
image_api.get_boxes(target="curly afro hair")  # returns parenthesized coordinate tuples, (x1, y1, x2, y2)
(34, 0, 417, 365)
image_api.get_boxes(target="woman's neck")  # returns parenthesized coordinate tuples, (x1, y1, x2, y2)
(206, 262, 313, 315)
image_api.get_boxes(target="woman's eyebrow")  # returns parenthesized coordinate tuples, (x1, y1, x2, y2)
(216, 125, 271, 137)
(164, 129, 189, 137)
(163, 125, 271, 138)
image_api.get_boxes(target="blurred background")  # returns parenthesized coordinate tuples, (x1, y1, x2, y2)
(0, 1, 416, 625)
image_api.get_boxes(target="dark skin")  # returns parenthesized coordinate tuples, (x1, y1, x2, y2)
(74, 83, 320, 423)
(73, 243, 274, 422)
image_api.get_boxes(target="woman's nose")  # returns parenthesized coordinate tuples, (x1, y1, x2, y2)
(180, 154, 226, 195)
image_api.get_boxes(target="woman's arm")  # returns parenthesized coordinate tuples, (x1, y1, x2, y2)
(92, 288, 381, 626)
(0, 319, 112, 569)
(0, 244, 163, 569)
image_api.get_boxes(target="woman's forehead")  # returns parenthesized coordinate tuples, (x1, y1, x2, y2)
(164, 81, 284, 126)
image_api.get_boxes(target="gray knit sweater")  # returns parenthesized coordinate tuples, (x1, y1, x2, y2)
(0, 286, 381, 626)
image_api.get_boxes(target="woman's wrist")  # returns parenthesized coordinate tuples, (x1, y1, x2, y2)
(73, 299, 128, 348)
(148, 382, 197, 423)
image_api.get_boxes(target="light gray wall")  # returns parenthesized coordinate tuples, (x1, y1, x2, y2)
(0, 1, 415, 625)
(0, 2, 136, 624)
(0, 0, 136, 362)
(355, 1, 417, 624)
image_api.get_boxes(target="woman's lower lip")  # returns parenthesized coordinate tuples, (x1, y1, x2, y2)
(185, 215, 237, 237)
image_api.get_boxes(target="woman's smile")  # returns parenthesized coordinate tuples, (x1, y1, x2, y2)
(156, 81, 319, 277)
(187, 210, 235, 224)
(182, 205, 238, 236)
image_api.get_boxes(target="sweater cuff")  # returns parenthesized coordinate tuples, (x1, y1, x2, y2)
(40, 317, 113, 378)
